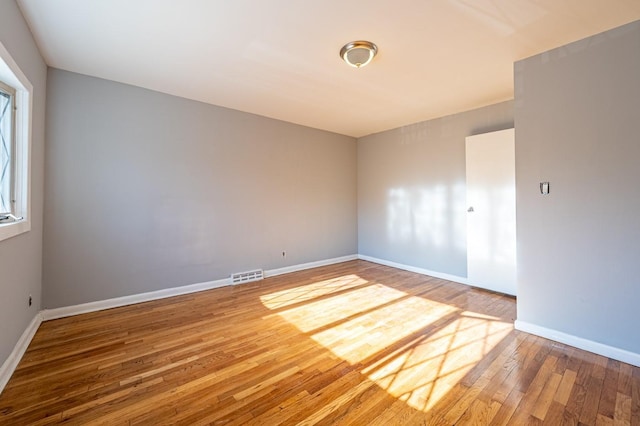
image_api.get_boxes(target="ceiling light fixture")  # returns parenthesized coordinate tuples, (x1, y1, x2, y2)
(340, 41, 378, 68)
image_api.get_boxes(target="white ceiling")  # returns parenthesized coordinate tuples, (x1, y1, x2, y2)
(17, 0, 640, 138)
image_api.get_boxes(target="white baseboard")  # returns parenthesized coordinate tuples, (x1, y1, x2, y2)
(515, 320, 640, 367)
(42, 277, 232, 321)
(0, 312, 42, 395)
(266, 254, 358, 278)
(357, 254, 469, 286)
(362, 254, 640, 366)
(41, 254, 359, 321)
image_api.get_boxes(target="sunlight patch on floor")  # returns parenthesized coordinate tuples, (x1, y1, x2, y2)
(261, 274, 513, 412)
(260, 274, 368, 310)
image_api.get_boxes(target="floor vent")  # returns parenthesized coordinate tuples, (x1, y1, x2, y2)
(231, 269, 264, 284)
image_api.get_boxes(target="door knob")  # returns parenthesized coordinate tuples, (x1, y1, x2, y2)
(467, 206, 474, 212)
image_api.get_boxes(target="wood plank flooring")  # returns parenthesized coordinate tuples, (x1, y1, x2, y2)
(1, 260, 638, 425)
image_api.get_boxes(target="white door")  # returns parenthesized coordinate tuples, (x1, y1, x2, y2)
(465, 128, 516, 295)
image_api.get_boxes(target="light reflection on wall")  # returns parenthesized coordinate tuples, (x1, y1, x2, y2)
(387, 183, 467, 254)
(261, 274, 512, 412)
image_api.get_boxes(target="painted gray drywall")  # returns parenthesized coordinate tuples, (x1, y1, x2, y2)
(0, 1, 46, 366)
(357, 101, 513, 277)
(43, 69, 357, 309)
(515, 21, 640, 353)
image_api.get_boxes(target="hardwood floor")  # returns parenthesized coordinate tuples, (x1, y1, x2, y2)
(0, 260, 638, 425)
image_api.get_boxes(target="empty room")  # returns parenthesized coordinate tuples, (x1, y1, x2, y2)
(1, 1, 640, 424)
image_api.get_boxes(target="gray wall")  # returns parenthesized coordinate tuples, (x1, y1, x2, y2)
(357, 102, 513, 277)
(43, 69, 357, 309)
(515, 21, 640, 353)
(0, 1, 46, 365)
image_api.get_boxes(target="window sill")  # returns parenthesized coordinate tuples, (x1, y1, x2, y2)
(0, 219, 30, 242)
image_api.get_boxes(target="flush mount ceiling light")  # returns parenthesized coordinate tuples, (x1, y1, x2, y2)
(340, 40, 378, 68)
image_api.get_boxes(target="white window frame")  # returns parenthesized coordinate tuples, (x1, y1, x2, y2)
(0, 41, 32, 242)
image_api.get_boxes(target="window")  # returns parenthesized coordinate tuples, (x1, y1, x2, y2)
(0, 81, 16, 217)
(0, 40, 32, 242)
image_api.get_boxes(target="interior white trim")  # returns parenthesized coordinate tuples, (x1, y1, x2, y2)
(41, 254, 358, 321)
(364, 253, 640, 366)
(41, 278, 231, 321)
(0, 40, 33, 243)
(515, 320, 640, 368)
(265, 254, 358, 278)
(357, 254, 469, 286)
(0, 312, 42, 395)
